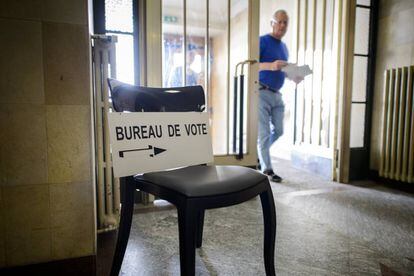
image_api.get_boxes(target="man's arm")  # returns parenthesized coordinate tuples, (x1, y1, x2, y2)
(259, 60, 287, 71)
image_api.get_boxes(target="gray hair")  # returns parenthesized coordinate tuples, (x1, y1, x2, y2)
(273, 9, 288, 19)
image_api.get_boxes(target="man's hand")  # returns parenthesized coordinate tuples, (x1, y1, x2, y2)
(271, 60, 287, 71)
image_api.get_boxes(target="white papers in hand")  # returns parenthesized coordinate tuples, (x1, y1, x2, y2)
(282, 64, 313, 79)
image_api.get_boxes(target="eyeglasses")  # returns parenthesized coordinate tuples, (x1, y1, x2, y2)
(271, 19, 289, 25)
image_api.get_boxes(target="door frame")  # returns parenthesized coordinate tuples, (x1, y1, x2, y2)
(214, 0, 260, 166)
(331, 0, 356, 183)
(348, 1, 379, 181)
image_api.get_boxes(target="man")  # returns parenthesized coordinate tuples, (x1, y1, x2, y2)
(169, 50, 198, 87)
(258, 10, 302, 182)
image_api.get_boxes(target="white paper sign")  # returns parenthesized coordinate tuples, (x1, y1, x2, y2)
(108, 112, 213, 177)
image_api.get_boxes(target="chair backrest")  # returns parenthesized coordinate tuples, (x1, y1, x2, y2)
(107, 78, 205, 113)
(106, 78, 212, 177)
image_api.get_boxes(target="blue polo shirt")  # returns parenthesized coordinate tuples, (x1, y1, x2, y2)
(259, 34, 289, 91)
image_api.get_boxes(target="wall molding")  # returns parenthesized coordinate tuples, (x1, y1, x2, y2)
(369, 170, 414, 194)
(0, 255, 96, 276)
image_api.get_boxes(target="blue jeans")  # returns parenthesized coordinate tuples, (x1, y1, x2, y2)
(257, 89, 284, 172)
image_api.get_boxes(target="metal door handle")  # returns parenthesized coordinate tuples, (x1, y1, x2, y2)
(233, 60, 257, 160)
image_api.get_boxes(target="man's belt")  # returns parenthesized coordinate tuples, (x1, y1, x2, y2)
(259, 83, 279, 93)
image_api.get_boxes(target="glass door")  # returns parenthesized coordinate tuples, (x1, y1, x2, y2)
(161, 0, 260, 166)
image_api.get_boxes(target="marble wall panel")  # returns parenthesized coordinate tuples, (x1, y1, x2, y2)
(50, 181, 93, 228)
(0, 106, 7, 186)
(0, 104, 47, 186)
(0, 188, 5, 267)
(50, 181, 94, 259)
(0, 0, 95, 268)
(0, 19, 44, 104)
(42, 0, 87, 25)
(51, 224, 94, 260)
(43, 22, 90, 105)
(2, 184, 51, 266)
(0, 0, 42, 20)
(46, 105, 91, 183)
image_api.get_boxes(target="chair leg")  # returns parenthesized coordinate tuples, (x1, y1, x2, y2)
(110, 177, 136, 276)
(260, 183, 276, 276)
(177, 202, 198, 276)
(196, 210, 205, 248)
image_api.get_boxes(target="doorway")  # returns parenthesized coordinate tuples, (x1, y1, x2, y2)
(259, 0, 377, 183)
(159, 0, 260, 166)
(258, 0, 338, 179)
(93, 0, 372, 182)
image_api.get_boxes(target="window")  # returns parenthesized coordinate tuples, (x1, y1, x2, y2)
(350, 2, 372, 148)
(94, 0, 138, 85)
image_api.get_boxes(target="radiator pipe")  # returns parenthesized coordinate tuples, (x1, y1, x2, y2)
(94, 44, 106, 229)
(102, 45, 115, 220)
(93, 37, 119, 229)
(108, 41, 121, 218)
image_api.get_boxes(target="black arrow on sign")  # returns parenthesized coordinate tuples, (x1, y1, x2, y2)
(119, 145, 167, 158)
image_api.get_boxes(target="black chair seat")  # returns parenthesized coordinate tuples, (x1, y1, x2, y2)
(138, 165, 267, 197)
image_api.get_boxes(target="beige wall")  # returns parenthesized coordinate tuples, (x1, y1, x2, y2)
(370, 0, 414, 170)
(0, 0, 95, 267)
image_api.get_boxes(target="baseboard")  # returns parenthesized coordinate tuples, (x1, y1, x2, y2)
(368, 169, 379, 179)
(349, 149, 369, 180)
(369, 170, 414, 194)
(291, 149, 332, 180)
(0, 255, 96, 276)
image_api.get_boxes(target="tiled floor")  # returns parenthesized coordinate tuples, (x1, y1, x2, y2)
(101, 159, 414, 275)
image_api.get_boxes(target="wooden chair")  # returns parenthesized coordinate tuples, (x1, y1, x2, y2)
(107, 79, 276, 276)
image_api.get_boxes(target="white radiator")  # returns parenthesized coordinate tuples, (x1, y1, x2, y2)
(379, 66, 414, 183)
(92, 35, 121, 231)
